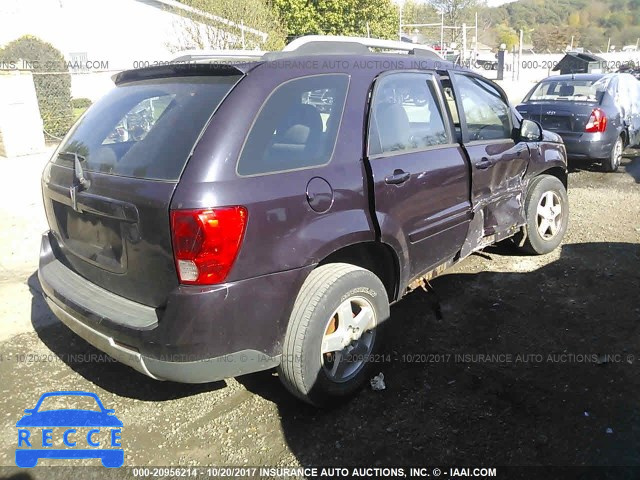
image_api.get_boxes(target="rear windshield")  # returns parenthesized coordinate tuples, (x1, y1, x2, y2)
(53, 75, 240, 181)
(526, 78, 607, 103)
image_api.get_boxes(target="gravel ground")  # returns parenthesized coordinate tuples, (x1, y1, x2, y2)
(0, 150, 638, 478)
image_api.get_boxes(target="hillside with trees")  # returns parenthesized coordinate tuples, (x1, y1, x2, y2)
(484, 0, 640, 52)
(172, 0, 640, 54)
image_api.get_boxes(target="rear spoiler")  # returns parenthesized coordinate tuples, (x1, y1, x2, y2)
(112, 62, 260, 85)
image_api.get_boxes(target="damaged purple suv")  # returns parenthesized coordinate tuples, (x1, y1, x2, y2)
(39, 38, 568, 406)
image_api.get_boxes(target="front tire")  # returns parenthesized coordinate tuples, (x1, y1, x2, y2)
(518, 175, 569, 255)
(603, 135, 623, 172)
(277, 263, 389, 407)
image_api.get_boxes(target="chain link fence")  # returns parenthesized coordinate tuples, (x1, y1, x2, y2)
(29, 69, 115, 142)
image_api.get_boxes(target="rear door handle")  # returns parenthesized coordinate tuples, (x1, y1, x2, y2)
(474, 158, 494, 170)
(385, 170, 411, 185)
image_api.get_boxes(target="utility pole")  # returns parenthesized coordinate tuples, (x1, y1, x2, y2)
(440, 11, 444, 50)
(462, 23, 467, 66)
(475, 12, 478, 59)
(518, 29, 523, 81)
(399, 2, 403, 40)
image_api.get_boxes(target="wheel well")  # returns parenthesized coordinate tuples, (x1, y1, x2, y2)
(620, 130, 628, 146)
(539, 166, 567, 190)
(318, 242, 400, 302)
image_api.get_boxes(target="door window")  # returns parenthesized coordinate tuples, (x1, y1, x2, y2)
(368, 73, 450, 156)
(452, 74, 512, 141)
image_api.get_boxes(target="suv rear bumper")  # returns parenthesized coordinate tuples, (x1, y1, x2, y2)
(38, 232, 313, 383)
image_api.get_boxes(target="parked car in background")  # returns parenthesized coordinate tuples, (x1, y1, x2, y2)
(474, 51, 498, 70)
(617, 63, 640, 81)
(38, 36, 569, 407)
(516, 73, 640, 171)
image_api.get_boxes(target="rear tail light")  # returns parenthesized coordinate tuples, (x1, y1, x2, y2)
(170, 207, 248, 285)
(585, 108, 607, 133)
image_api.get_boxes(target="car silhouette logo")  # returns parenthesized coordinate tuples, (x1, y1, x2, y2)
(15, 391, 123, 468)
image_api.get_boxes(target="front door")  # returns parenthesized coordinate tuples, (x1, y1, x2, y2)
(366, 71, 472, 280)
(448, 72, 529, 247)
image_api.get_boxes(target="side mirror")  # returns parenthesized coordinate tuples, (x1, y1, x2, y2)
(520, 119, 543, 142)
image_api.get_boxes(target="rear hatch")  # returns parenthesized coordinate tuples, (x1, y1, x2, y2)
(42, 69, 242, 307)
(516, 101, 598, 135)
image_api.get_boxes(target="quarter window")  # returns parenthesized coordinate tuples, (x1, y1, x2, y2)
(369, 73, 450, 156)
(237, 74, 349, 176)
(453, 74, 511, 141)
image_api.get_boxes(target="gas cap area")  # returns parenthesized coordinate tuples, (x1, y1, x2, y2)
(306, 177, 334, 213)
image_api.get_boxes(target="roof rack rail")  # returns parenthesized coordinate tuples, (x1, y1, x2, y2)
(168, 35, 443, 65)
(171, 50, 265, 63)
(282, 35, 443, 59)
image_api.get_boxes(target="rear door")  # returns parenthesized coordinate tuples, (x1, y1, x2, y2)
(448, 72, 528, 245)
(366, 71, 471, 279)
(42, 72, 241, 307)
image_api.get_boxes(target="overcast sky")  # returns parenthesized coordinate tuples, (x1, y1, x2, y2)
(486, 0, 517, 6)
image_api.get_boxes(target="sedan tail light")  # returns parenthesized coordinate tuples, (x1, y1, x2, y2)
(170, 207, 248, 285)
(585, 108, 607, 133)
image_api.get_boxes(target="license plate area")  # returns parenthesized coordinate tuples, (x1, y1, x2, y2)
(53, 201, 126, 273)
(541, 115, 571, 131)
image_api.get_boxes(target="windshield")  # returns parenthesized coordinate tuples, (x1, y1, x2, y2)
(53, 75, 240, 181)
(527, 78, 609, 103)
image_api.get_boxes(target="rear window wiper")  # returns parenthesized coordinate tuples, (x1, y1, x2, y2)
(59, 151, 91, 190)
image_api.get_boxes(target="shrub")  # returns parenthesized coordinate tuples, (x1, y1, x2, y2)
(0, 35, 73, 138)
(72, 97, 92, 109)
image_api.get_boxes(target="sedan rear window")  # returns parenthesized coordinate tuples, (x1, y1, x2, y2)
(53, 75, 240, 181)
(527, 79, 604, 102)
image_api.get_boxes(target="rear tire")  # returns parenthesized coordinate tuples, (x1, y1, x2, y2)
(603, 136, 623, 172)
(518, 175, 569, 255)
(277, 263, 389, 407)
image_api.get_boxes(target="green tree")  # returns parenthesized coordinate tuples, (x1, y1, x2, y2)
(169, 0, 286, 51)
(273, 0, 318, 38)
(495, 24, 519, 50)
(532, 25, 578, 52)
(271, 0, 399, 40)
(0, 35, 73, 137)
(313, 0, 399, 39)
(403, 0, 439, 26)
(400, 0, 440, 42)
(428, 0, 480, 26)
(568, 12, 581, 28)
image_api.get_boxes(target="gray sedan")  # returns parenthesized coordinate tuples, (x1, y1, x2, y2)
(516, 73, 640, 171)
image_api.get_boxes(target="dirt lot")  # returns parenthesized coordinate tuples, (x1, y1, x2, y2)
(0, 150, 638, 477)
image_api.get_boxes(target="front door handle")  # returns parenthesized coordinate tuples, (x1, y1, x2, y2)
(475, 158, 494, 170)
(385, 170, 411, 185)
